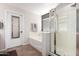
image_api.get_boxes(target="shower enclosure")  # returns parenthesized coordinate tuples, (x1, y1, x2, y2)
(49, 9, 58, 55)
(50, 3, 76, 56)
(42, 3, 77, 56)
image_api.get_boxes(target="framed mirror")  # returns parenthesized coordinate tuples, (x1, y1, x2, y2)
(31, 23, 37, 32)
(11, 16, 20, 38)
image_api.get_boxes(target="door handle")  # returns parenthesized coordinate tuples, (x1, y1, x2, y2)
(20, 31, 23, 33)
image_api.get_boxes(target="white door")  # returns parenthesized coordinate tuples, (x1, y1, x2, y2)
(5, 11, 24, 48)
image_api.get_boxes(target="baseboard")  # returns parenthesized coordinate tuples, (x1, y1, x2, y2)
(22, 42, 29, 45)
(0, 42, 29, 52)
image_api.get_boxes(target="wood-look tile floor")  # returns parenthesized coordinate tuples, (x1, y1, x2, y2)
(6, 44, 42, 56)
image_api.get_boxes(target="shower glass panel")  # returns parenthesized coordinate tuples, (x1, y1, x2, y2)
(50, 10, 58, 54)
(42, 13, 50, 32)
(42, 13, 51, 55)
(42, 18, 50, 32)
(50, 17, 57, 53)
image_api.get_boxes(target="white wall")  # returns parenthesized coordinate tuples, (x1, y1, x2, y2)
(0, 18, 5, 50)
(0, 4, 31, 50)
(0, 4, 7, 50)
(0, 3, 43, 51)
(28, 12, 42, 52)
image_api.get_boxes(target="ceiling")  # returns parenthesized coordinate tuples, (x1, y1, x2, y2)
(6, 3, 59, 15)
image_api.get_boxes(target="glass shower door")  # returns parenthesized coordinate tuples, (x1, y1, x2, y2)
(50, 10, 58, 54)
